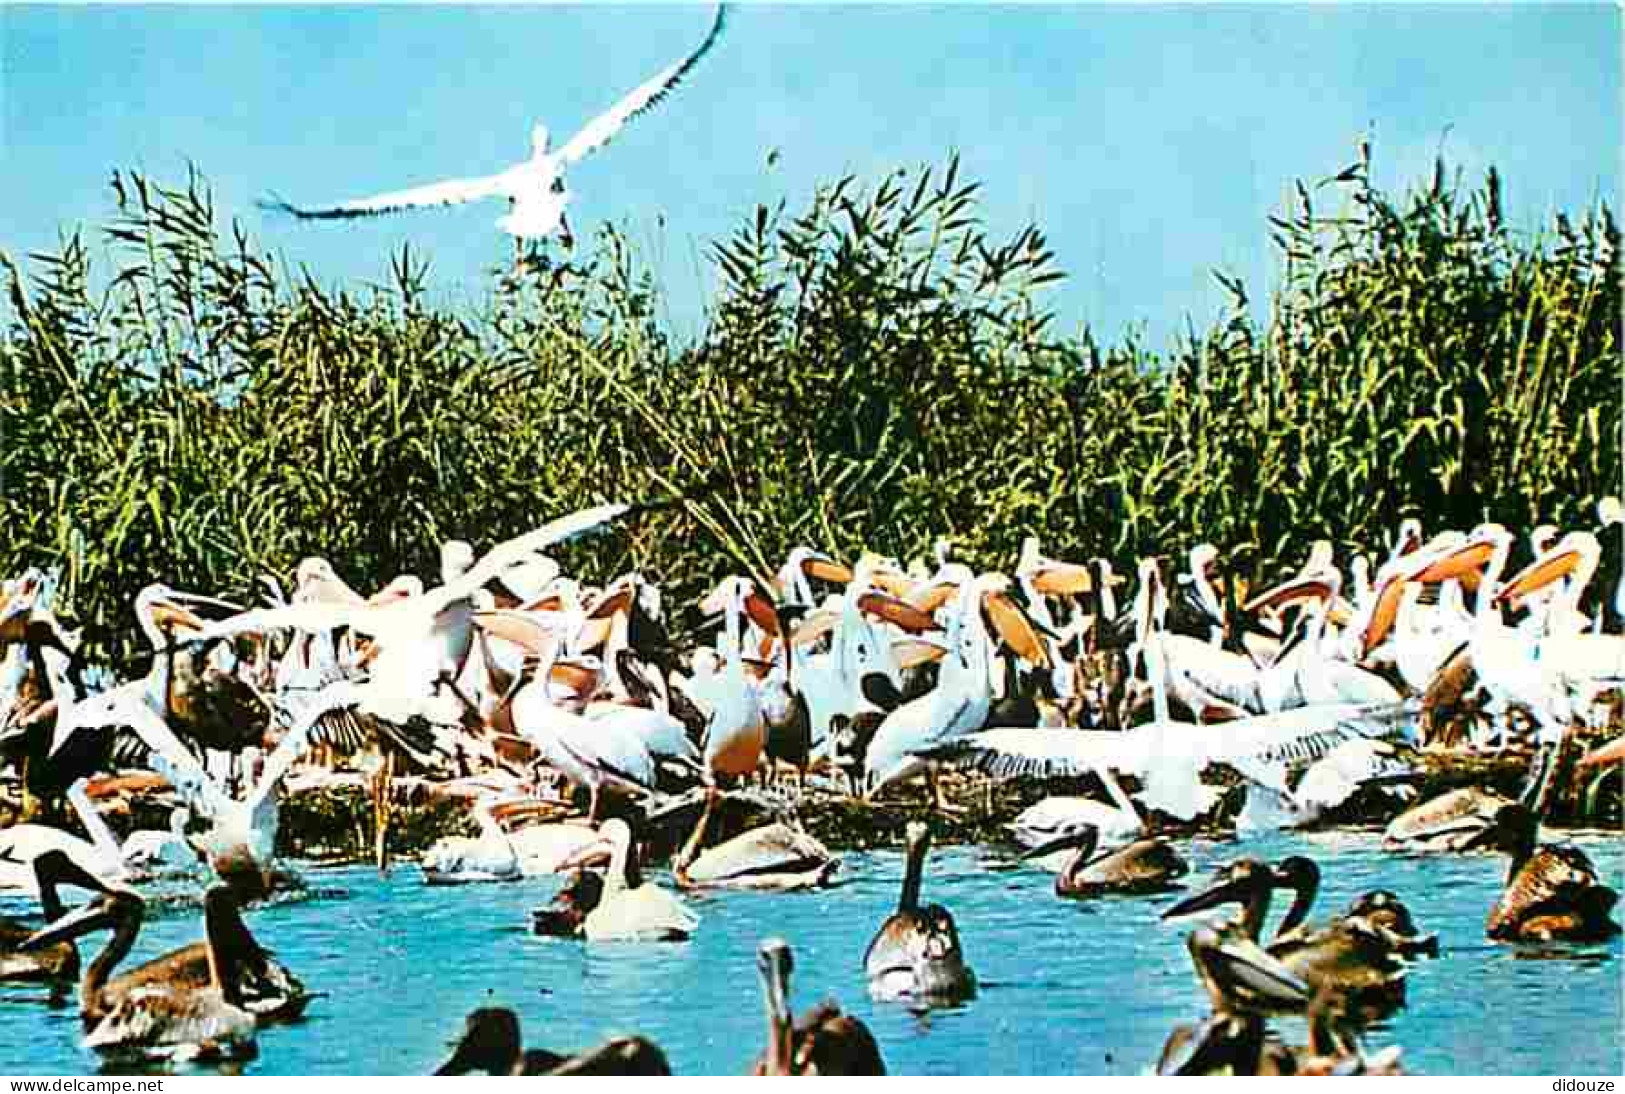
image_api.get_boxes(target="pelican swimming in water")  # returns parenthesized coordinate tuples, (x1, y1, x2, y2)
(558, 818, 698, 942)
(1382, 786, 1516, 852)
(753, 937, 886, 1075)
(670, 789, 838, 891)
(1020, 821, 1188, 898)
(262, 5, 729, 261)
(435, 1007, 669, 1075)
(862, 820, 975, 1003)
(1476, 803, 1620, 943)
(22, 861, 309, 1060)
(530, 869, 605, 938)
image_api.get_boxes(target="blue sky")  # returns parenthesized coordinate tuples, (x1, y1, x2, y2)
(3, 3, 1618, 349)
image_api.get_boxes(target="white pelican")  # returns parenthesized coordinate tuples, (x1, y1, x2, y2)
(260, 5, 729, 257)
(559, 819, 697, 942)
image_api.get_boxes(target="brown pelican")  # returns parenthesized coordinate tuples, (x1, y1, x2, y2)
(556, 819, 698, 942)
(1383, 787, 1516, 852)
(752, 937, 886, 1075)
(21, 884, 276, 1060)
(863, 821, 975, 1002)
(1477, 803, 1620, 942)
(0, 851, 78, 985)
(530, 869, 604, 938)
(1019, 821, 1188, 898)
(1164, 856, 1427, 1018)
(671, 790, 838, 891)
(435, 1007, 669, 1075)
(24, 851, 310, 1029)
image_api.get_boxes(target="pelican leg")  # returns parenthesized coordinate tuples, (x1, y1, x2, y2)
(587, 783, 601, 823)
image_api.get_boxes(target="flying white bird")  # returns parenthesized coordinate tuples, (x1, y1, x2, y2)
(259, 5, 730, 256)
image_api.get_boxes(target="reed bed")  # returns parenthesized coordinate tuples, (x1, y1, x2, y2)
(2, 150, 1617, 661)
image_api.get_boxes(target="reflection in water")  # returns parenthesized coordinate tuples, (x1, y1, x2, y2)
(0, 830, 1618, 1075)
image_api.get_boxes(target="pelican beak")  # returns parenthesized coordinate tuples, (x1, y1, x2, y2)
(1495, 546, 1584, 609)
(982, 590, 1049, 668)
(1360, 574, 1408, 658)
(557, 837, 613, 873)
(892, 637, 948, 670)
(743, 589, 781, 637)
(472, 610, 558, 655)
(789, 610, 839, 648)
(22, 896, 116, 951)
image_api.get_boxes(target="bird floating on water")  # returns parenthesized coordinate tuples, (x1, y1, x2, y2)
(259, 5, 731, 263)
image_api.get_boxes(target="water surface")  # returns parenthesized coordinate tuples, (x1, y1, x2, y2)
(2, 829, 1619, 1075)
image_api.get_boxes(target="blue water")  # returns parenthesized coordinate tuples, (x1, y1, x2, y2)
(1, 829, 1619, 1075)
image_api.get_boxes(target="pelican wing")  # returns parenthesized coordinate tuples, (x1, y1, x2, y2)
(556, 5, 730, 165)
(259, 171, 512, 222)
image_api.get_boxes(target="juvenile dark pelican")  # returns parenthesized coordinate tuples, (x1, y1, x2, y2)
(1020, 821, 1188, 898)
(1382, 786, 1515, 852)
(1477, 803, 1620, 943)
(530, 869, 604, 938)
(1157, 986, 1404, 1076)
(863, 821, 975, 1003)
(557, 818, 698, 942)
(23, 884, 277, 1060)
(24, 851, 310, 1029)
(671, 789, 838, 891)
(753, 937, 886, 1075)
(435, 1007, 669, 1075)
(0, 851, 78, 986)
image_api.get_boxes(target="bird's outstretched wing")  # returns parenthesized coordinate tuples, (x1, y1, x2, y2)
(258, 171, 512, 222)
(556, 4, 729, 166)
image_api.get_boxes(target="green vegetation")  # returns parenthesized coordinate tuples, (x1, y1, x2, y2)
(3, 147, 1618, 659)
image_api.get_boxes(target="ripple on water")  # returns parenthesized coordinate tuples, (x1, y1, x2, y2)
(0, 830, 1618, 1075)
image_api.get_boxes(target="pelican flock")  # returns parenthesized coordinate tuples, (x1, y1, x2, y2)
(0, 499, 1620, 1070)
